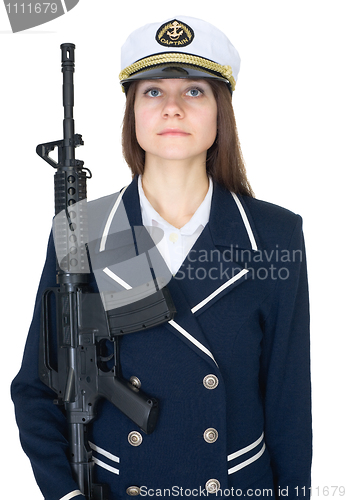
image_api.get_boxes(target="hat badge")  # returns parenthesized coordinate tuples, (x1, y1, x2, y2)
(156, 19, 194, 47)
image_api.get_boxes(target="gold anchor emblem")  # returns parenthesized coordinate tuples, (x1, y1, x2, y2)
(156, 19, 195, 47)
(166, 21, 184, 41)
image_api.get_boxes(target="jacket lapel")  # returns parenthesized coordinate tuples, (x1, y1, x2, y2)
(99, 177, 262, 368)
(165, 277, 220, 369)
(171, 181, 261, 316)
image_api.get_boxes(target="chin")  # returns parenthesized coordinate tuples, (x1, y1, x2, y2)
(153, 148, 205, 163)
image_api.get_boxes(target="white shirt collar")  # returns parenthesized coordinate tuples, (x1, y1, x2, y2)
(138, 175, 213, 235)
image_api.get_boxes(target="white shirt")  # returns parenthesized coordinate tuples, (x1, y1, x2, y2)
(138, 175, 213, 275)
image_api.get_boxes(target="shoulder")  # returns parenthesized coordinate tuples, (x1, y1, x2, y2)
(87, 190, 124, 241)
(242, 195, 302, 225)
(239, 194, 303, 248)
(88, 191, 121, 216)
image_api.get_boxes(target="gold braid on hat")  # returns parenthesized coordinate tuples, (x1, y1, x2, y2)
(119, 53, 236, 91)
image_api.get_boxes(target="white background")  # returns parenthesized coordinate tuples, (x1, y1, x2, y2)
(1, 0, 346, 497)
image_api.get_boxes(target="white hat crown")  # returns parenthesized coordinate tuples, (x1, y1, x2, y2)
(120, 16, 241, 92)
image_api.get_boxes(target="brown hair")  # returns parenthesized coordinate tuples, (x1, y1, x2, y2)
(122, 79, 254, 197)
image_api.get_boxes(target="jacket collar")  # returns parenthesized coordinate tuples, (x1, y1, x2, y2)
(209, 182, 260, 251)
(122, 175, 261, 253)
(120, 175, 260, 314)
(104, 176, 261, 368)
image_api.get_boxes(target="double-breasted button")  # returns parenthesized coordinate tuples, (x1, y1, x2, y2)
(205, 479, 220, 493)
(126, 486, 141, 496)
(203, 374, 219, 390)
(129, 376, 141, 389)
(128, 431, 142, 446)
(203, 428, 218, 443)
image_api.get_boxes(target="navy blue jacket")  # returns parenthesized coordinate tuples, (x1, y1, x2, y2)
(11, 177, 312, 500)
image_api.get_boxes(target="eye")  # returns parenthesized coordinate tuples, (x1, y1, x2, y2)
(186, 88, 204, 97)
(144, 88, 162, 97)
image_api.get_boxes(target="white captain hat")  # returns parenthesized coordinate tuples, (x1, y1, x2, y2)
(119, 16, 241, 94)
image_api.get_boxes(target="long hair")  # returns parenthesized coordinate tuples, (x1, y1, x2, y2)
(122, 79, 254, 197)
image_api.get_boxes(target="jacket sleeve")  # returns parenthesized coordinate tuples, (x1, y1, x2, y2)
(259, 216, 312, 499)
(11, 232, 85, 500)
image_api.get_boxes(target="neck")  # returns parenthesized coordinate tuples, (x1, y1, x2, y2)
(141, 155, 209, 229)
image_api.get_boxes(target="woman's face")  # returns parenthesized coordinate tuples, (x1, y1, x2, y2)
(134, 78, 218, 165)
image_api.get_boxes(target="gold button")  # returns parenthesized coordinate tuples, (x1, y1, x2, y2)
(126, 486, 141, 496)
(203, 374, 219, 390)
(205, 479, 221, 494)
(128, 431, 142, 446)
(169, 232, 179, 243)
(203, 428, 218, 443)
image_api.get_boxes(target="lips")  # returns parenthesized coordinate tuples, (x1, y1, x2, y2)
(158, 128, 190, 136)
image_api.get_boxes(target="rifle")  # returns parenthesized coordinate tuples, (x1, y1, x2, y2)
(36, 43, 176, 500)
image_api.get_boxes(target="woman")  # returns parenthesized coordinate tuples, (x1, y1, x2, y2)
(11, 16, 312, 500)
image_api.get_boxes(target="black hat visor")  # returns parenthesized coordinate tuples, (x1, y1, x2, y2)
(121, 65, 231, 93)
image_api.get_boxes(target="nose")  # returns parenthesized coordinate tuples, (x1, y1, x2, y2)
(162, 93, 184, 118)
